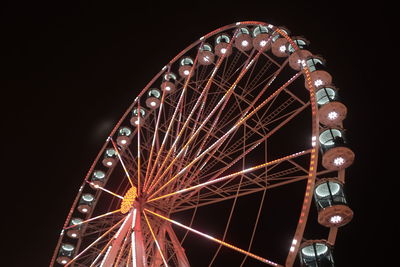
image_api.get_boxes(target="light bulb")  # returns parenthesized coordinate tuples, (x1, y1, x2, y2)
(330, 215, 343, 224)
(328, 111, 338, 120)
(334, 157, 345, 166)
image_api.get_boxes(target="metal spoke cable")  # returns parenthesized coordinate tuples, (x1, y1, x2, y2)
(240, 140, 269, 266)
(208, 126, 246, 267)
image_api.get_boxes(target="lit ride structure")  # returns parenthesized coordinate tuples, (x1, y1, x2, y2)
(50, 21, 355, 267)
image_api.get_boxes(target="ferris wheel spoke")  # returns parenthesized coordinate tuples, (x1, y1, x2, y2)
(109, 137, 134, 187)
(63, 209, 122, 230)
(146, 81, 208, 193)
(137, 102, 142, 195)
(143, 211, 169, 267)
(147, 150, 309, 203)
(113, 231, 132, 267)
(64, 215, 126, 266)
(86, 181, 124, 200)
(89, 234, 115, 267)
(144, 208, 282, 267)
(142, 88, 167, 192)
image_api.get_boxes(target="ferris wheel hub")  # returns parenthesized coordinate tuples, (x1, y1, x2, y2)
(120, 186, 138, 214)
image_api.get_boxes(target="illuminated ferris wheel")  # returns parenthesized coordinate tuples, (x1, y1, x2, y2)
(50, 21, 355, 267)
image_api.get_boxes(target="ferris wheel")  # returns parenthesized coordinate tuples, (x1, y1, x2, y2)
(50, 21, 355, 267)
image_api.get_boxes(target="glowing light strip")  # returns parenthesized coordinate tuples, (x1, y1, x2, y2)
(109, 137, 134, 187)
(87, 181, 124, 199)
(137, 102, 142, 196)
(115, 212, 132, 239)
(143, 211, 169, 267)
(112, 234, 131, 267)
(148, 150, 308, 203)
(147, 77, 210, 192)
(100, 245, 113, 267)
(126, 245, 132, 267)
(145, 209, 280, 267)
(64, 209, 121, 230)
(65, 217, 125, 266)
(143, 89, 166, 192)
(89, 237, 114, 267)
(131, 208, 137, 266)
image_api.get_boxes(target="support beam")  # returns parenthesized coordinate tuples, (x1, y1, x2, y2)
(132, 207, 147, 267)
(100, 213, 133, 266)
(165, 223, 190, 267)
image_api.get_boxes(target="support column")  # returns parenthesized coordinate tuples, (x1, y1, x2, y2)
(100, 212, 133, 266)
(165, 223, 190, 267)
(150, 224, 167, 267)
(132, 206, 147, 267)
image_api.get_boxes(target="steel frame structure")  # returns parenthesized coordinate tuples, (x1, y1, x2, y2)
(50, 21, 350, 267)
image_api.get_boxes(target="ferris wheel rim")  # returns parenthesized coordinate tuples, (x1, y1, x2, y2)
(49, 21, 351, 267)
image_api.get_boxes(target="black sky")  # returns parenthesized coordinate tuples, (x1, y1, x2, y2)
(2, 1, 391, 266)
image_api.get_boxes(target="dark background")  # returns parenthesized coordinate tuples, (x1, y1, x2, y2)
(2, 1, 391, 266)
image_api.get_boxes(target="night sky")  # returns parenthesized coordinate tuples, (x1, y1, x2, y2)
(3, 1, 390, 266)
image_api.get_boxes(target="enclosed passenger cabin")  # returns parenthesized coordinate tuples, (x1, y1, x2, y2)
(271, 37, 289, 57)
(66, 218, 83, 239)
(288, 49, 313, 71)
(234, 27, 253, 52)
(306, 70, 332, 89)
(199, 43, 215, 65)
(102, 148, 117, 167)
(287, 36, 309, 54)
(130, 107, 146, 126)
(252, 25, 271, 51)
(319, 128, 355, 170)
(56, 243, 75, 265)
(179, 57, 194, 78)
(77, 193, 95, 214)
(117, 126, 132, 146)
(161, 72, 177, 92)
(215, 34, 232, 57)
(146, 88, 161, 109)
(90, 170, 106, 188)
(314, 178, 353, 227)
(316, 85, 347, 127)
(299, 240, 334, 267)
